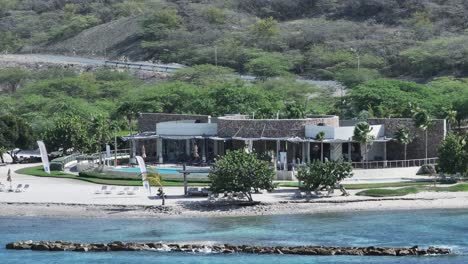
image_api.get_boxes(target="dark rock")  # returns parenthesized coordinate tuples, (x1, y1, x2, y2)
(31, 244, 50, 251)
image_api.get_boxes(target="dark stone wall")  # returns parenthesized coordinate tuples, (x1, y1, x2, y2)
(138, 113, 210, 133)
(368, 118, 446, 160)
(217, 116, 339, 138)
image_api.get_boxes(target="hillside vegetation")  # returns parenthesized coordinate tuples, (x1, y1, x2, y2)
(2, 0, 468, 82)
(1, 0, 468, 154)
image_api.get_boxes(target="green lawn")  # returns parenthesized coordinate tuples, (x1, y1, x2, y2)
(355, 187, 421, 197)
(276, 181, 438, 189)
(356, 183, 468, 197)
(16, 166, 210, 187)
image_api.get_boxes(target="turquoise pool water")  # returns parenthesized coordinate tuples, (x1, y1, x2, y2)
(1, 210, 468, 263)
(113, 167, 207, 175)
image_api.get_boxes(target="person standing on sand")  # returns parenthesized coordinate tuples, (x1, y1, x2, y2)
(6, 168, 12, 191)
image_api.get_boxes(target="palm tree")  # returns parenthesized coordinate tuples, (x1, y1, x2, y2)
(353, 122, 375, 167)
(413, 109, 431, 163)
(115, 101, 145, 158)
(394, 126, 413, 167)
(444, 108, 457, 131)
(315, 131, 325, 162)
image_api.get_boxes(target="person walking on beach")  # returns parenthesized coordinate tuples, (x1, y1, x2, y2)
(6, 168, 12, 191)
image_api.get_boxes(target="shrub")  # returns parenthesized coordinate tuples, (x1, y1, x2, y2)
(297, 160, 353, 194)
(208, 150, 276, 201)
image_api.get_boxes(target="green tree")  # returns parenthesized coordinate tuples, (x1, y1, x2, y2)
(0, 114, 35, 162)
(443, 108, 457, 131)
(412, 108, 431, 162)
(208, 150, 276, 202)
(251, 17, 278, 40)
(284, 102, 305, 119)
(202, 6, 225, 24)
(315, 131, 325, 162)
(437, 133, 468, 176)
(353, 122, 374, 163)
(88, 115, 112, 164)
(394, 126, 413, 164)
(43, 114, 89, 154)
(0, 68, 29, 93)
(246, 54, 291, 80)
(297, 160, 353, 196)
(171, 64, 235, 85)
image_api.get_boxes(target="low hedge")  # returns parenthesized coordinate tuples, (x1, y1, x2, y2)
(78, 171, 139, 181)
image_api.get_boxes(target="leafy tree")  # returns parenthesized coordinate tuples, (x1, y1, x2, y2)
(208, 150, 276, 202)
(315, 131, 325, 162)
(202, 6, 226, 24)
(437, 133, 467, 176)
(43, 114, 89, 154)
(246, 53, 291, 80)
(0, 114, 35, 162)
(284, 102, 305, 119)
(0, 68, 29, 93)
(334, 68, 381, 88)
(297, 160, 353, 196)
(353, 122, 374, 163)
(171, 64, 235, 85)
(346, 79, 435, 118)
(49, 15, 100, 41)
(394, 126, 413, 164)
(251, 17, 278, 40)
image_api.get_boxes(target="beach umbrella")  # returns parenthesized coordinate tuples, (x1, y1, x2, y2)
(6, 168, 11, 189)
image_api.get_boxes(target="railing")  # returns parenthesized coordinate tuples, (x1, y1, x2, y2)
(76, 148, 131, 162)
(104, 61, 182, 72)
(50, 153, 82, 171)
(352, 158, 438, 169)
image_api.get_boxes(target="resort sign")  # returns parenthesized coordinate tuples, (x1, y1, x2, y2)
(37, 140, 50, 174)
(136, 156, 151, 195)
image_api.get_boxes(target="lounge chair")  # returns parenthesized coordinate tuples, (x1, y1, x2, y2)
(118, 187, 129, 195)
(22, 184, 29, 192)
(127, 187, 139, 195)
(95, 185, 107, 194)
(14, 184, 23, 193)
(105, 186, 115, 195)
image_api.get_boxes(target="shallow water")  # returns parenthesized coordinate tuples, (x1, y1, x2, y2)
(1, 210, 468, 263)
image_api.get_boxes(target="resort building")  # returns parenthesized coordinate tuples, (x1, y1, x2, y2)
(126, 113, 446, 178)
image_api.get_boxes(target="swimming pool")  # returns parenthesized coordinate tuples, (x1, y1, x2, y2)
(112, 167, 208, 175)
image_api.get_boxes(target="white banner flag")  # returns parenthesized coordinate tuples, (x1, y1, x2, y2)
(136, 156, 151, 195)
(37, 141, 50, 174)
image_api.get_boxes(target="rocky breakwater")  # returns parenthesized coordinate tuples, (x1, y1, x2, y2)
(6, 241, 452, 256)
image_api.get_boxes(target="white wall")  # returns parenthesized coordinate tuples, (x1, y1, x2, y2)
(156, 123, 218, 136)
(305, 125, 385, 140)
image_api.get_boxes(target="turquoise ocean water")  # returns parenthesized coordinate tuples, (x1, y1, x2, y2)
(1, 210, 468, 263)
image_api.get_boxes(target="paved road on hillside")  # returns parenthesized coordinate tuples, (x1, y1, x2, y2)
(0, 53, 346, 96)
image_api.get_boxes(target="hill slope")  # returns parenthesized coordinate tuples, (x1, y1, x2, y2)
(2, 0, 468, 82)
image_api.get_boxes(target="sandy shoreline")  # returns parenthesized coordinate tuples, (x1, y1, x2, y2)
(1, 164, 468, 219)
(1, 193, 467, 219)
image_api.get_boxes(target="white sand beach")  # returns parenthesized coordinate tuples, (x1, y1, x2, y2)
(1, 163, 468, 219)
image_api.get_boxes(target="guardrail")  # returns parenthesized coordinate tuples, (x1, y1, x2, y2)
(352, 158, 438, 169)
(104, 61, 182, 72)
(50, 153, 82, 171)
(76, 148, 131, 162)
